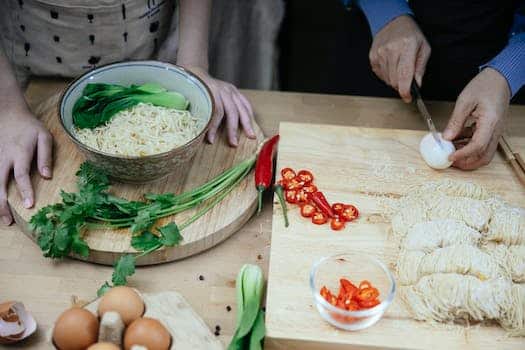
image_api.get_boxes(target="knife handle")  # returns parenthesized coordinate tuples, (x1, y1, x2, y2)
(410, 79, 421, 103)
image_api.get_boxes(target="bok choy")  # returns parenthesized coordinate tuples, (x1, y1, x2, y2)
(72, 82, 189, 129)
(228, 264, 266, 350)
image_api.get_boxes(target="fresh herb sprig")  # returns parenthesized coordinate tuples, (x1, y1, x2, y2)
(29, 156, 256, 295)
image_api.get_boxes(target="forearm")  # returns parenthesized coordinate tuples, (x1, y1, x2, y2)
(483, 33, 525, 97)
(176, 0, 211, 70)
(0, 48, 29, 118)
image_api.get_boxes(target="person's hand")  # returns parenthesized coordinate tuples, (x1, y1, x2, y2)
(183, 66, 256, 146)
(369, 15, 431, 102)
(0, 109, 52, 225)
(443, 68, 511, 170)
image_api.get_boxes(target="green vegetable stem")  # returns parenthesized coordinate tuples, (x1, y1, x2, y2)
(228, 264, 266, 350)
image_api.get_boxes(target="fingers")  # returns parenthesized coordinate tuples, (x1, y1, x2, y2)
(239, 94, 255, 120)
(232, 93, 256, 139)
(0, 162, 13, 225)
(414, 43, 431, 86)
(452, 130, 500, 170)
(13, 156, 34, 209)
(37, 131, 53, 178)
(449, 112, 496, 162)
(221, 89, 240, 147)
(397, 42, 417, 102)
(443, 94, 476, 141)
(207, 89, 225, 144)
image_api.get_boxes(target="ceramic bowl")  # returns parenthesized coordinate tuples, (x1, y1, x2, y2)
(59, 61, 213, 183)
(310, 253, 396, 331)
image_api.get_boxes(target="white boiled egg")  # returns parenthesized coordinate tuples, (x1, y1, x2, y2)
(419, 132, 455, 169)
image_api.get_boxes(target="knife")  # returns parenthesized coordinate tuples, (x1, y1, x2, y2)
(410, 79, 442, 147)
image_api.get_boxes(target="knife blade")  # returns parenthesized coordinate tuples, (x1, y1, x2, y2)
(410, 79, 442, 147)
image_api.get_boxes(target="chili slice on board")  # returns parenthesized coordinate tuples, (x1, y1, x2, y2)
(280, 168, 296, 181)
(300, 204, 316, 218)
(330, 217, 346, 231)
(297, 170, 314, 184)
(341, 204, 359, 222)
(332, 203, 345, 215)
(285, 190, 298, 204)
(312, 212, 328, 225)
(311, 191, 335, 218)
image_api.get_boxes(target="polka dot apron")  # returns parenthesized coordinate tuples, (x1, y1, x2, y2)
(0, 0, 175, 85)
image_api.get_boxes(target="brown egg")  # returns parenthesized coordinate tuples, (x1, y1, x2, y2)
(52, 307, 98, 350)
(98, 286, 144, 326)
(87, 342, 120, 350)
(124, 317, 171, 350)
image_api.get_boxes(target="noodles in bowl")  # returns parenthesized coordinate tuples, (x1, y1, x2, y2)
(74, 103, 204, 157)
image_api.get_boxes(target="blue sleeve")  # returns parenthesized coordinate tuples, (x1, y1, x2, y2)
(482, 3, 525, 97)
(343, 0, 413, 36)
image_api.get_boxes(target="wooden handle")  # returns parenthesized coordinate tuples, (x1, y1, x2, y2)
(509, 159, 525, 186)
(515, 152, 525, 172)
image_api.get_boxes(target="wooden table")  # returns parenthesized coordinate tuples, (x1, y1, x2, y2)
(1, 79, 524, 349)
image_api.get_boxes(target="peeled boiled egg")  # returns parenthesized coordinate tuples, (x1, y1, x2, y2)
(98, 286, 144, 326)
(124, 317, 171, 350)
(52, 307, 98, 350)
(419, 132, 455, 169)
(87, 342, 120, 350)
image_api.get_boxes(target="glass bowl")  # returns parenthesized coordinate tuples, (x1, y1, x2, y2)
(310, 253, 396, 331)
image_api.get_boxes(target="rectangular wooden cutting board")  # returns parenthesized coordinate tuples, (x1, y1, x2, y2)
(265, 122, 525, 350)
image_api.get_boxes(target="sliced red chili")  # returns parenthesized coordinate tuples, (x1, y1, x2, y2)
(300, 204, 316, 218)
(312, 212, 328, 225)
(295, 189, 309, 203)
(320, 286, 330, 299)
(285, 178, 303, 190)
(356, 287, 379, 301)
(330, 217, 346, 231)
(311, 191, 335, 218)
(285, 190, 298, 204)
(280, 168, 296, 181)
(359, 280, 373, 290)
(340, 278, 358, 295)
(302, 184, 318, 194)
(341, 204, 359, 222)
(358, 299, 380, 309)
(346, 300, 360, 311)
(332, 203, 345, 215)
(296, 170, 314, 184)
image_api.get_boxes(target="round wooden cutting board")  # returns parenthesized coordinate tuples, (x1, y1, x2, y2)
(8, 92, 264, 266)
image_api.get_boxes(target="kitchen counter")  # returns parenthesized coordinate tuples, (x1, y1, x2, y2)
(2, 78, 524, 348)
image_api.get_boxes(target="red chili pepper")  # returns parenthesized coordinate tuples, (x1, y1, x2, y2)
(311, 191, 335, 218)
(332, 203, 345, 215)
(297, 170, 314, 184)
(330, 216, 346, 231)
(280, 168, 296, 181)
(274, 184, 289, 227)
(312, 211, 328, 225)
(341, 204, 359, 222)
(300, 203, 316, 218)
(302, 184, 318, 194)
(254, 135, 279, 214)
(285, 189, 298, 204)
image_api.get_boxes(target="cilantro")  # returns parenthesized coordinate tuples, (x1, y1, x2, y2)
(158, 222, 183, 246)
(97, 282, 112, 297)
(112, 254, 136, 286)
(131, 231, 161, 251)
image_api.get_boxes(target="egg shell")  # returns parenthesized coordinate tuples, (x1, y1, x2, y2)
(124, 317, 171, 350)
(419, 132, 455, 170)
(53, 307, 98, 350)
(98, 286, 145, 326)
(87, 342, 120, 350)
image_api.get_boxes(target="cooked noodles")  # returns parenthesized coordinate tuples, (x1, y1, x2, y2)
(75, 103, 203, 157)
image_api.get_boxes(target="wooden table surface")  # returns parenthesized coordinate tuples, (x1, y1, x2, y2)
(1, 79, 524, 349)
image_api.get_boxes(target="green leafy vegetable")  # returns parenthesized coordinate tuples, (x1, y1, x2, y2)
(72, 82, 190, 129)
(228, 264, 266, 350)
